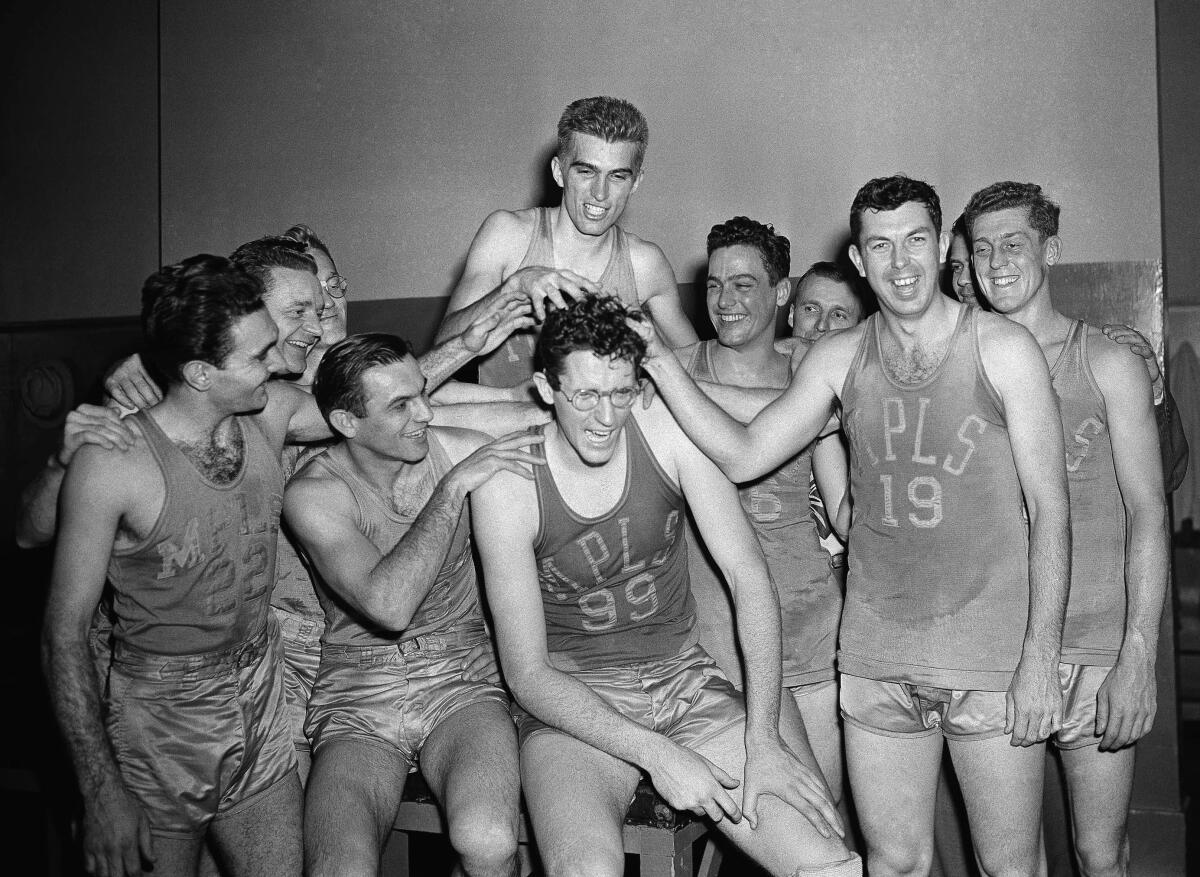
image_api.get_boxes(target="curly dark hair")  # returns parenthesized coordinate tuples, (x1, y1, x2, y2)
(230, 235, 317, 295)
(141, 255, 265, 385)
(850, 175, 942, 245)
(557, 96, 649, 171)
(535, 295, 646, 388)
(963, 181, 1060, 243)
(706, 216, 791, 286)
(313, 333, 414, 427)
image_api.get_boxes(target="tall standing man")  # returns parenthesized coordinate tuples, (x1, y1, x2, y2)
(965, 181, 1169, 876)
(636, 175, 1071, 877)
(436, 96, 697, 387)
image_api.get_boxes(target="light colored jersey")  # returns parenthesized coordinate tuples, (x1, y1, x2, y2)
(532, 417, 695, 670)
(477, 207, 639, 387)
(684, 341, 840, 685)
(107, 411, 283, 655)
(839, 306, 1030, 690)
(304, 431, 481, 646)
(273, 443, 329, 623)
(1053, 320, 1124, 666)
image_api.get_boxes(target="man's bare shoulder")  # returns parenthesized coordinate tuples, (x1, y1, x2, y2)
(974, 308, 1038, 349)
(256, 381, 309, 446)
(67, 438, 156, 504)
(631, 398, 689, 468)
(672, 340, 701, 366)
(473, 208, 539, 254)
(284, 453, 355, 528)
(433, 424, 494, 463)
(624, 232, 677, 292)
(1083, 324, 1152, 395)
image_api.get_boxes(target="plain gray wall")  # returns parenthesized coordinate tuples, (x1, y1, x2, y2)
(1, 0, 1172, 323)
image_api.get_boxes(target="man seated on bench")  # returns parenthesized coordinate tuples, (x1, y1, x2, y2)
(471, 295, 861, 877)
(284, 334, 543, 877)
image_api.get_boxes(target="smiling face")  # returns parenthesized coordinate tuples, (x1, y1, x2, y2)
(534, 351, 638, 467)
(849, 201, 948, 319)
(345, 357, 433, 464)
(206, 308, 285, 413)
(706, 245, 788, 350)
(551, 133, 642, 237)
(791, 275, 863, 341)
(946, 231, 979, 306)
(970, 207, 1059, 316)
(264, 266, 324, 374)
(309, 248, 348, 341)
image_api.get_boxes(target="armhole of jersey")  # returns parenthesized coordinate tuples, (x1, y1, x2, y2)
(970, 309, 1006, 415)
(628, 413, 683, 499)
(111, 412, 170, 558)
(839, 317, 874, 402)
(1076, 322, 1107, 413)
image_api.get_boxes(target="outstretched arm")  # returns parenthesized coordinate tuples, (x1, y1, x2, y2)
(636, 243, 699, 348)
(1092, 341, 1170, 750)
(471, 469, 747, 825)
(982, 320, 1070, 747)
(43, 448, 154, 876)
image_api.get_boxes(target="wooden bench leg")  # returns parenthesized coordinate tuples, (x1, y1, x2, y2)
(697, 835, 723, 877)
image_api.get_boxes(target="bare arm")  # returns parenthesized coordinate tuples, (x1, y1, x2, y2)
(429, 402, 550, 437)
(43, 448, 154, 875)
(1092, 340, 1170, 750)
(436, 211, 598, 342)
(640, 317, 847, 482)
(471, 467, 746, 824)
(635, 242, 699, 348)
(430, 379, 532, 404)
(980, 318, 1071, 746)
(285, 430, 543, 630)
(812, 431, 851, 541)
(16, 404, 138, 548)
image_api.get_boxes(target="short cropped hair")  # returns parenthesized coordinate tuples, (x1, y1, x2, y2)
(280, 224, 335, 266)
(795, 260, 875, 318)
(557, 96, 649, 171)
(962, 181, 1060, 242)
(141, 255, 265, 386)
(313, 333, 414, 427)
(707, 216, 791, 286)
(230, 235, 317, 295)
(850, 175, 942, 245)
(535, 295, 646, 389)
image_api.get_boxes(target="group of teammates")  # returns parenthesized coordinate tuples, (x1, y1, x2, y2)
(18, 95, 1186, 877)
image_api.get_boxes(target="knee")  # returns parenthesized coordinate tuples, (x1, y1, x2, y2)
(867, 843, 932, 877)
(448, 814, 519, 874)
(1074, 832, 1129, 877)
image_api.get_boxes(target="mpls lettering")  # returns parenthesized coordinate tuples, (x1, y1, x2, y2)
(853, 397, 987, 477)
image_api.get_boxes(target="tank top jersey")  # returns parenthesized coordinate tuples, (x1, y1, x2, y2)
(685, 341, 840, 685)
(477, 207, 640, 387)
(533, 417, 696, 670)
(1053, 321, 1125, 666)
(839, 306, 1030, 690)
(107, 411, 284, 655)
(272, 442, 331, 623)
(307, 431, 481, 647)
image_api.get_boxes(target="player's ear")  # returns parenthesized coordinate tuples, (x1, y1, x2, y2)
(329, 408, 357, 439)
(774, 278, 793, 308)
(848, 244, 866, 278)
(1044, 235, 1062, 266)
(938, 231, 951, 263)
(181, 360, 210, 392)
(630, 166, 644, 194)
(550, 154, 565, 189)
(532, 371, 555, 406)
(787, 302, 796, 329)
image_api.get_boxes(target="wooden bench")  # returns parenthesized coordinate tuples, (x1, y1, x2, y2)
(383, 772, 722, 877)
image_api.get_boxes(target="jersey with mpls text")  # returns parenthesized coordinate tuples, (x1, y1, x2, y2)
(1053, 320, 1124, 666)
(477, 207, 639, 387)
(302, 431, 481, 647)
(533, 416, 696, 670)
(839, 306, 1029, 690)
(107, 411, 283, 655)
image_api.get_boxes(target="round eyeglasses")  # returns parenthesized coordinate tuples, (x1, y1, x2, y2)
(557, 384, 642, 412)
(321, 274, 348, 298)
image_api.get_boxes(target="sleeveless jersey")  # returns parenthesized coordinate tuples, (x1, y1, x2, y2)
(1053, 321, 1124, 666)
(839, 306, 1030, 690)
(307, 431, 481, 646)
(685, 341, 840, 685)
(107, 411, 283, 655)
(477, 207, 640, 387)
(533, 417, 695, 670)
(272, 442, 330, 623)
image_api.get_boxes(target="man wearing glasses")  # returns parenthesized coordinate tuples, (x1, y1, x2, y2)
(470, 295, 861, 876)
